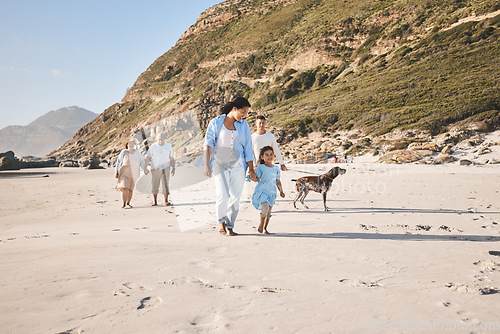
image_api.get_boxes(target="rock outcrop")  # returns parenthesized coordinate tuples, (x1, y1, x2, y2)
(0, 151, 21, 170)
(0, 151, 59, 170)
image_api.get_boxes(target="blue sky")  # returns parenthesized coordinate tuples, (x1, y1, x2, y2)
(0, 0, 221, 129)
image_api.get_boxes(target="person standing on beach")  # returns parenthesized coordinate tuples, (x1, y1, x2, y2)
(115, 139, 148, 208)
(145, 133, 176, 206)
(251, 115, 287, 171)
(252, 146, 285, 234)
(203, 97, 255, 236)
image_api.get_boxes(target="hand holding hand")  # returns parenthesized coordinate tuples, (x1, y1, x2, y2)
(280, 191, 285, 198)
(204, 167, 212, 178)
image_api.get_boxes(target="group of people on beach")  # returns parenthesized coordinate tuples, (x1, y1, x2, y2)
(115, 133, 175, 208)
(115, 96, 287, 236)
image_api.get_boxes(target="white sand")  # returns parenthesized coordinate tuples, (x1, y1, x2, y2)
(1, 163, 499, 333)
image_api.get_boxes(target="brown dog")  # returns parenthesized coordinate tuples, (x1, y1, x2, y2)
(292, 167, 346, 211)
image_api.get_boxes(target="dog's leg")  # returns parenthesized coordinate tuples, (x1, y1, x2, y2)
(293, 191, 302, 209)
(322, 192, 329, 211)
(300, 189, 309, 209)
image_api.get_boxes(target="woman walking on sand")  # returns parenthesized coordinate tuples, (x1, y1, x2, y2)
(115, 139, 148, 208)
(251, 146, 285, 234)
(204, 97, 256, 236)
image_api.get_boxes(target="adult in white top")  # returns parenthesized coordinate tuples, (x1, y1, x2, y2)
(252, 115, 287, 171)
(145, 133, 176, 206)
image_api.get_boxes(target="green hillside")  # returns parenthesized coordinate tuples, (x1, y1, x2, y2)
(54, 0, 500, 159)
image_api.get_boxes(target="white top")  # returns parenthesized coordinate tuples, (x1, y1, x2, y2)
(216, 124, 237, 148)
(251, 131, 285, 165)
(147, 142, 173, 170)
(215, 124, 239, 164)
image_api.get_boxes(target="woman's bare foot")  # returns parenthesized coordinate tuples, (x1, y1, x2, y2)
(219, 222, 227, 235)
(226, 228, 238, 236)
(126, 204, 133, 208)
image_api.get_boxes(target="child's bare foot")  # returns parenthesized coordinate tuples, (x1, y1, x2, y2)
(258, 217, 265, 233)
(264, 229, 270, 234)
(263, 218, 270, 234)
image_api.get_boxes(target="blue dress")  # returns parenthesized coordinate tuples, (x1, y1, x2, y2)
(252, 164, 281, 210)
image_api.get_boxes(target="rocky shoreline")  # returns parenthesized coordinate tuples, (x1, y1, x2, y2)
(279, 128, 500, 166)
(0, 151, 106, 171)
(2, 128, 499, 171)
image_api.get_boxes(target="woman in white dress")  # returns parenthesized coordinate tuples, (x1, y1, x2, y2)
(115, 139, 148, 208)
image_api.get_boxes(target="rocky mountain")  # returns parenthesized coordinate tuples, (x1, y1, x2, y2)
(0, 106, 98, 157)
(52, 0, 500, 162)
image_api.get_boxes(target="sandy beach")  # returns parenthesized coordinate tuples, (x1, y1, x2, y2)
(1, 162, 499, 333)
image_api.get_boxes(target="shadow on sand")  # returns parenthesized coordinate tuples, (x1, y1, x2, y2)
(255, 232, 500, 242)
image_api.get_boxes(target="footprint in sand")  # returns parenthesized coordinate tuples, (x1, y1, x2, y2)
(357, 224, 377, 230)
(24, 234, 50, 239)
(339, 278, 382, 288)
(189, 312, 228, 330)
(137, 296, 162, 310)
(114, 282, 151, 296)
(56, 327, 85, 334)
(259, 287, 291, 293)
(191, 259, 216, 269)
(438, 225, 463, 233)
(489, 251, 500, 257)
(474, 260, 499, 272)
(445, 282, 499, 295)
(161, 277, 244, 290)
(123, 282, 150, 290)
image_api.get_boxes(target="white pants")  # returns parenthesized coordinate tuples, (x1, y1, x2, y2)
(213, 162, 245, 229)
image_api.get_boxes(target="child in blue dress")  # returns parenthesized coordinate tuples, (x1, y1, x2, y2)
(251, 146, 285, 234)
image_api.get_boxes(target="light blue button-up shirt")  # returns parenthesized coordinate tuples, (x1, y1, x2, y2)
(204, 115, 254, 171)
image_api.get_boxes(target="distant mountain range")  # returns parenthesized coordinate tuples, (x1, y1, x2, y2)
(0, 106, 98, 157)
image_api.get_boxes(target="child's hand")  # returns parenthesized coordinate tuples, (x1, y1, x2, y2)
(280, 191, 285, 198)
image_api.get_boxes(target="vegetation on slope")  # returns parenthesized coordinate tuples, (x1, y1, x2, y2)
(54, 0, 500, 158)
